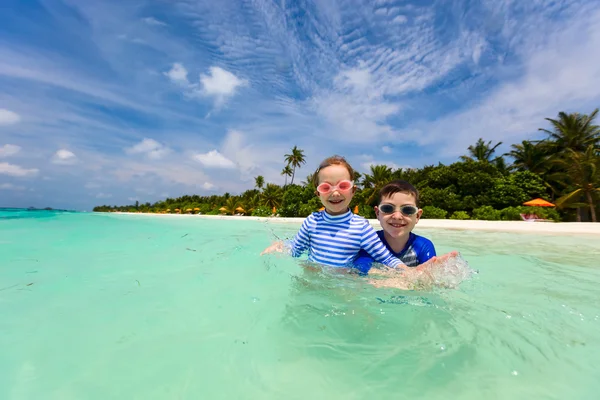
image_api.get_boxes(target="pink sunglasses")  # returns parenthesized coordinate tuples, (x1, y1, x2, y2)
(316, 180, 354, 194)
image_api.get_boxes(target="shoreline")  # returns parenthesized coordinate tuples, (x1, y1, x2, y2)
(106, 212, 600, 236)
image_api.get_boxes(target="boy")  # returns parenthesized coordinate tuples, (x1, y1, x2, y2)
(353, 180, 437, 275)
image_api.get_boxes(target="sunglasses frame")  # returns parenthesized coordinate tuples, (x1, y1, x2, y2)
(316, 180, 354, 195)
(378, 204, 419, 216)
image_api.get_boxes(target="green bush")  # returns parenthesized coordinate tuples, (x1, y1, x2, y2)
(359, 204, 376, 219)
(421, 206, 447, 219)
(206, 209, 221, 215)
(279, 204, 298, 217)
(450, 211, 470, 220)
(472, 205, 502, 220)
(297, 198, 321, 217)
(251, 206, 272, 217)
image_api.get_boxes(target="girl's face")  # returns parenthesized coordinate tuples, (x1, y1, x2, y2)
(316, 164, 356, 215)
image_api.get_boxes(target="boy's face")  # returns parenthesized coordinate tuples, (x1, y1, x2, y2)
(316, 164, 356, 215)
(375, 191, 422, 239)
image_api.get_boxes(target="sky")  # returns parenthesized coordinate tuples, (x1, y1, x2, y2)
(1, 0, 600, 211)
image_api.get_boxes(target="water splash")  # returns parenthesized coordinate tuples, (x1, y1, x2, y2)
(426, 253, 478, 289)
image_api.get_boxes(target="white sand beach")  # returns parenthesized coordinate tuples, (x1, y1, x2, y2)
(110, 212, 600, 236)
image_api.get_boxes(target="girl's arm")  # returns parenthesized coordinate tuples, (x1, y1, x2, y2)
(360, 223, 407, 270)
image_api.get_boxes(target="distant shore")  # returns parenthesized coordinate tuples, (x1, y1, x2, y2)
(106, 212, 600, 236)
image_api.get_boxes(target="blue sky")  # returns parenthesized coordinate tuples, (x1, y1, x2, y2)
(1, 0, 600, 210)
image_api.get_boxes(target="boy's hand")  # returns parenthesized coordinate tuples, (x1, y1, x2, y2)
(414, 251, 459, 271)
(260, 241, 284, 255)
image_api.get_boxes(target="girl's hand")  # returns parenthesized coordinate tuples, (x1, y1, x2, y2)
(260, 241, 284, 255)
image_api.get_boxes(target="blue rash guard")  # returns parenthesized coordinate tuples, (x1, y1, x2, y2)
(353, 231, 436, 274)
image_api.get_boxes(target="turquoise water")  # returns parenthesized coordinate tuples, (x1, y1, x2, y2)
(1, 209, 600, 399)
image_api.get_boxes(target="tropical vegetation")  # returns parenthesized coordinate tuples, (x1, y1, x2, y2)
(94, 109, 600, 222)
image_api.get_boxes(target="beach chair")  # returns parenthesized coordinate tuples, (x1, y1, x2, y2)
(519, 213, 549, 222)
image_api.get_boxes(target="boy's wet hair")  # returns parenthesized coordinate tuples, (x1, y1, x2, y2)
(313, 155, 355, 186)
(378, 180, 420, 206)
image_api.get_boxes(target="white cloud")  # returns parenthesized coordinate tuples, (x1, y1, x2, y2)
(0, 183, 26, 190)
(95, 192, 112, 199)
(199, 66, 248, 106)
(202, 182, 215, 190)
(361, 160, 401, 171)
(51, 149, 77, 165)
(128, 197, 139, 202)
(220, 130, 258, 175)
(0, 109, 21, 125)
(335, 67, 372, 93)
(405, 7, 600, 156)
(192, 150, 236, 168)
(472, 39, 486, 65)
(312, 92, 400, 141)
(0, 162, 39, 177)
(166, 64, 248, 106)
(125, 138, 170, 159)
(142, 17, 166, 26)
(0, 144, 21, 157)
(392, 15, 408, 24)
(382, 146, 392, 154)
(165, 63, 188, 84)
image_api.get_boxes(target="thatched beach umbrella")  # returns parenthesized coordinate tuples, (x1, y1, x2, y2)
(235, 206, 245, 213)
(218, 206, 228, 214)
(194, 208, 200, 211)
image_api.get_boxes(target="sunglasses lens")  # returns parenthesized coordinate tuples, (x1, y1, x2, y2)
(380, 205, 418, 215)
(380, 205, 395, 214)
(401, 206, 418, 215)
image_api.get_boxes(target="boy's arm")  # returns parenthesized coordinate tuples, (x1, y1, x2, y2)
(352, 250, 373, 275)
(416, 237, 437, 264)
(360, 223, 406, 269)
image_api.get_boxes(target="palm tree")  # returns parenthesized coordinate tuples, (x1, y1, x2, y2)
(302, 173, 315, 187)
(361, 164, 393, 205)
(539, 109, 600, 153)
(223, 197, 241, 215)
(353, 171, 362, 187)
(284, 146, 306, 185)
(242, 193, 261, 215)
(460, 138, 503, 162)
(254, 175, 265, 190)
(505, 140, 550, 174)
(281, 165, 293, 186)
(551, 145, 600, 222)
(261, 183, 283, 209)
